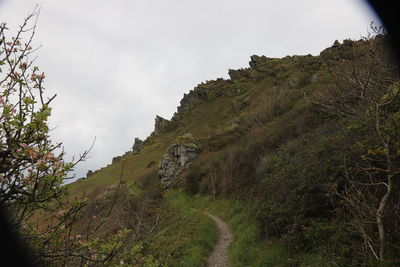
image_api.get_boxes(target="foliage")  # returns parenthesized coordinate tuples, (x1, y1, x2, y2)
(178, 34, 400, 265)
(172, 190, 293, 266)
(145, 191, 217, 266)
(0, 11, 130, 265)
(311, 34, 400, 261)
(0, 9, 76, 226)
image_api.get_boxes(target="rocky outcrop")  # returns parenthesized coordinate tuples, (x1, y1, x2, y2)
(176, 78, 232, 115)
(153, 115, 170, 135)
(228, 69, 251, 81)
(112, 155, 122, 163)
(132, 138, 144, 153)
(86, 170, 94, 179)
(249, 55, 268, 69)
(158, 140, 201, 188)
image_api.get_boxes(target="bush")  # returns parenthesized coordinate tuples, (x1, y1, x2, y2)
(182, 161, 209, 195)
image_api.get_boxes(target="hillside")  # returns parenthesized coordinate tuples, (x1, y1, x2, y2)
(55, 36, 400, 266)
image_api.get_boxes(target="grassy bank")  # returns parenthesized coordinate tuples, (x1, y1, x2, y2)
(167, 190, 346, 267)
(147, 191, 218, 266)
(166, 190, 291, 266)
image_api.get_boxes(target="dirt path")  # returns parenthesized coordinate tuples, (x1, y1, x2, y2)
(205, 212, 234, 267)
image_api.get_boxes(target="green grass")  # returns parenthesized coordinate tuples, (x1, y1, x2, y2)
(166, 190, 291, 267)
(165, 192, 349, 267)
(66, 130, 176, 199)
(146, 191, 218, 266)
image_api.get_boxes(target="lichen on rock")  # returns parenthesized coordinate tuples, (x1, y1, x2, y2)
(158, 134, 201, 188)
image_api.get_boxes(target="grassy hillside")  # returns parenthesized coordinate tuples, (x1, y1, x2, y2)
(64, 35, 400, 266)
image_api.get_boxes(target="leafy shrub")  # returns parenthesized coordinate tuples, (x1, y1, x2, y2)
(182, 160, 209, 195)
(254, 124, 344, 241)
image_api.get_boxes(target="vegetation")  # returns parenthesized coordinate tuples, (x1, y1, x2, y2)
(2, 12, 399, 266)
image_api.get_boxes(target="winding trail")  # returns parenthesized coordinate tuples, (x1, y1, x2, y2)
(205, 212, 234, 267)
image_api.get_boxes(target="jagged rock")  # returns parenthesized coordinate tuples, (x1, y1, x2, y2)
(123, 151, 132, 157)
(175, 79, 233, 116)
(228, 69, 250, 81)
(249, 55, 267, 69)
(153, 115, 170, 135)
(112, 155, 122, 163)
(228, 69, 240, 81)
(178, 89, 208, 113)
(158, 141, 201, 188)
(86, 170, 94, 178)
(132, 138, 144, 153)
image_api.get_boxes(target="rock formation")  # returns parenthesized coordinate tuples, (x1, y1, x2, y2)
(249, 55, 267, 69)
(176, 78, 232, 115)
(153, 115, 170, 135)
(112, 155, 122, 163)
(158, 137, 201, 188)
(228, 69, 251, 81)
(132, 138, 144, 153)
(86, 170, 94, 178)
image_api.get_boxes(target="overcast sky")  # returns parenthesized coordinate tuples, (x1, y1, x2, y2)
(0, 0, 380, 181)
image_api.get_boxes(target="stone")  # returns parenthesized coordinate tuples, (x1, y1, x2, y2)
(158, 142, 201, 188)
(86, 170, 94, 178)
(112, 155, 122, 163)
(132, 138, 144, 153)
(249, 55, 268, 69)
(153, 115, 170, 135)
(228, 68, 251, 81)
(174, 79, 233, 117)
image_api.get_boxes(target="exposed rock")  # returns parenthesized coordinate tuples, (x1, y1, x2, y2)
(332, 40, 340, 48)
(177, 88, 208, 114)
(132, 138, 144, 153)
(228, 69, 250, 81)
(86, 170, 94, 178)
(123, 151, 132, 157)
(175, 79, 232, 116)
(112, 155, 122, 163)
(249, 55, 267, 69)
(153, 115, 170, 135)
(158, 140, 201, 188)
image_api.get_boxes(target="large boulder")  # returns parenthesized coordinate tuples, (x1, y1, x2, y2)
(158, 140, 201, 188)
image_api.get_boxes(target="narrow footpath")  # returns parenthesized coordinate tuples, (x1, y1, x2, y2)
(205, 212, 234, 267)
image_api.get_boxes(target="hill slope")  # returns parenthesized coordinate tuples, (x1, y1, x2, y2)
(66, 35, 400, 266)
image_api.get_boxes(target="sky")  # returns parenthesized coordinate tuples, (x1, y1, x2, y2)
(0, 0, 380, 181)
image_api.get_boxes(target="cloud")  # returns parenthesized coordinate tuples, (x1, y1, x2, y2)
(0, 0, 380, 180)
